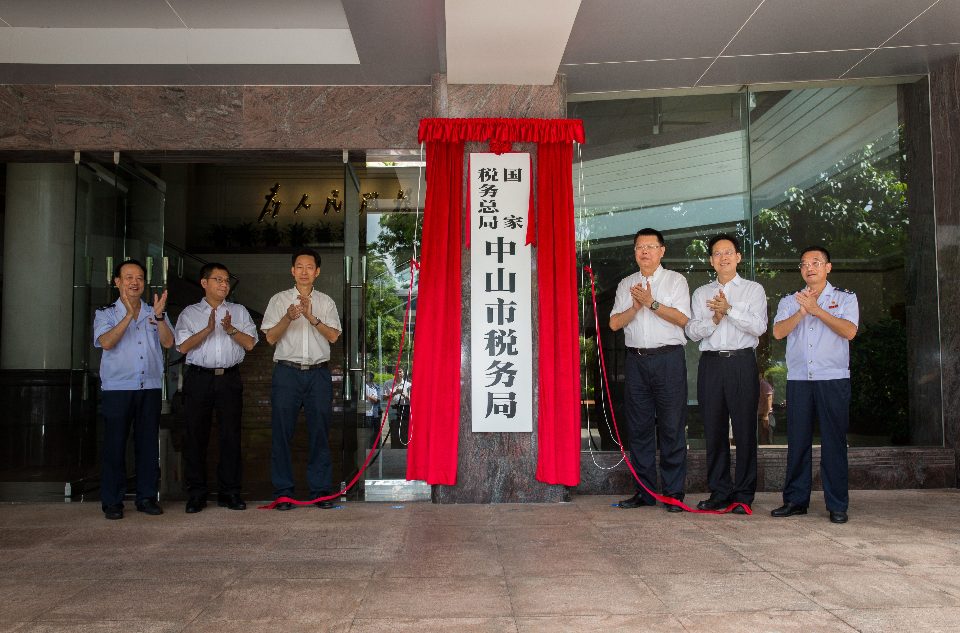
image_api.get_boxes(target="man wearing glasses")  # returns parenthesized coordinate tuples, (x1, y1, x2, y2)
(175, 263, 258, 513)
(610, 228, 691, 512)
(685, 234, 767, 514)
(771, 246, 858, 524)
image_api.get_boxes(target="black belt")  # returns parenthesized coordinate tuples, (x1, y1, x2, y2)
(188, 364, 239, 376)
(278, 360, 328, 371)
(701, 348, 754, 357)
(626, 344, 681, 356)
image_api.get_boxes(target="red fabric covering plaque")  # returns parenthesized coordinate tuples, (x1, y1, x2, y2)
(408, 118, 584, 487)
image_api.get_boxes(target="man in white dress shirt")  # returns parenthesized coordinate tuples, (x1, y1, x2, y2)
(685, 234, 768, 513)
(262, 248, 342, 510)
(175, 263, 258, 513)
(381, 366, 412, 447)
(610, 228, 691, 512)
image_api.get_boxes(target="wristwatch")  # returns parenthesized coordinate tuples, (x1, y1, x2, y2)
(650, 300, 660, 311)
(154, 312, 165, 322)
(724, 306, 732, 315)
(228, 328, 239, 336)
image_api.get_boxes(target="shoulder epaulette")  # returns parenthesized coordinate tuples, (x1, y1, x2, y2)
(97, 303, 114, 311)
(832, 286, 855, 295)
(782, 289, 804, 299)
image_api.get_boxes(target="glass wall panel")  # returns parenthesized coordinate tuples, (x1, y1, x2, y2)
(570, 93, 750, 451)
(750, 85, 918, 446)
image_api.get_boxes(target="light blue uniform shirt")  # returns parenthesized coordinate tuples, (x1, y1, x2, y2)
(774, 282, 859, 381)
(94, 298, 165, 391)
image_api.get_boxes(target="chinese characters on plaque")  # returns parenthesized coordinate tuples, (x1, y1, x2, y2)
(470, 153, 533, 432)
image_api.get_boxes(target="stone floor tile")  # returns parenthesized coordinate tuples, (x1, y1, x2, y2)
(516, 614, 685, 632)
(182, 618, 353, 632)
(493, 505, 586, 527)
(843, 538, 960, 568)
(39, 580, 231, 621)
(676, 610, 857, 632)
(358, 578, 512, 618)
(195, 578, 366, 622)
(54, 526, 178, 550)
(832, 607, 960, 632)
(622, 543, 762, 574)
(0, 527, 73, 550)
(15, 621, 183, 633)
(499, 545, 629, 577)
(646, 571, 819, 613)
(399, 524, 500, 549)
(350, 617, 518, 632)
(506, 574, 668, 616)
(777, 569, 960, 610)
(728, 538, 890, 572)
(374, 545, 504, 578)
(0, 579, 95, 621)
(902, 569, 960, 598)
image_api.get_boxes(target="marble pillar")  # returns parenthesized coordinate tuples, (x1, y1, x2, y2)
(431, 73, 570, 503)
(930, 55, 960, 485)
(899, 79, 944, 447)
(1, 163, 76, 370)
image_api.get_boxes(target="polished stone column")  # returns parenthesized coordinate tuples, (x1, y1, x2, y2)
(1, 163, 76, 370)
(898, 79, 944, 447)
(431, 73, 570, 503)
(930, 55, 960, 485)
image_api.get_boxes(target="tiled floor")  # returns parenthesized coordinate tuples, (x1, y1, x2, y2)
(1, 490, 959, 632)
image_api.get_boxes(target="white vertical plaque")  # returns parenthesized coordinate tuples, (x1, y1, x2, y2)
(470, 152, 533, 432)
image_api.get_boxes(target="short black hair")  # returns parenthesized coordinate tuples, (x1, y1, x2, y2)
(708, 233, 741, 255)
(634, 228, 664, 247)
(114, 259, 146, 280)
(292, 248, 321, 268)
(199, 262, 230, 280)
(800, 245, 830, 263)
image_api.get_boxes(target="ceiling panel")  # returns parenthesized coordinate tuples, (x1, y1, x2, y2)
(342, 0, 442, 68)
(564, 58, 714, 94)
(844, 44, 960, 78)
(563, 0, 761, 63)
(723, 0, 929, 56)
(168, 0, 349, 29)
(699, 50, 868, 87)
(0, 0, 182, 28)
(886, 0, 960, 46)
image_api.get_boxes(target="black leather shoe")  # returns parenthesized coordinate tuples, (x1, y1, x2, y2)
(617, 492, 655, 509)
(664, 494, 684, 513)
(103, 504, 123, 520)
(275, 501, 295, 511)
(697, 494, 731, 511)
(185, 497, 206, 514)
(731, 503, 751, 515)
(829, 510, 848, 524)
(771, 502, 807, 517)
(136, 499, 163, 515)
(218, 494, 246, 510)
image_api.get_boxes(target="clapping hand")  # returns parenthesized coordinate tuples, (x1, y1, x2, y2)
(153, 290, 167, 318)
(795, 288, 820, 317)
(298, 294, 314, 321)
(630, 280, 654, 309)
(706, 288, 731, 321)
(286, 302, 304, 321)
(220, 310, 234, 333)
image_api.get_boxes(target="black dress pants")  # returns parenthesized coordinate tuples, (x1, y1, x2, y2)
(696, 352, 759, 504)
(100, 389, 162, 509)
(183, 366, 244, 497)
(623, 347, 688, 503)
(389, 404, 410, 446)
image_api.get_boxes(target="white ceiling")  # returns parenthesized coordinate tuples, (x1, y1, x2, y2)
(0, 0, 957, 90)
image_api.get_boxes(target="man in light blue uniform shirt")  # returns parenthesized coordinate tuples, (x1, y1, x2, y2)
(771, 245, 858, 524)
(94, 260, 174, 520)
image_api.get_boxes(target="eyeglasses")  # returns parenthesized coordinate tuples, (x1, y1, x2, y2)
(798, 261, 826, 269)
(634, 245, 663, 251)
(710, 251, 737, 258)
(206, 276, 231, 285)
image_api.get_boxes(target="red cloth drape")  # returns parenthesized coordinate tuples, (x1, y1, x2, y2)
(406, 140, 464, 485)
(419, 118, 585, 144)
(410, 117, 583, 487)
(534, 142, 581, 486)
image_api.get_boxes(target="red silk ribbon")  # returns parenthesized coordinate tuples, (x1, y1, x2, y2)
(584, 266, 751, 515)
(259, 260, 421, 510)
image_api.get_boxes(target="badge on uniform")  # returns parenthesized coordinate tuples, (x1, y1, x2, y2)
(828, 301, 839, 309)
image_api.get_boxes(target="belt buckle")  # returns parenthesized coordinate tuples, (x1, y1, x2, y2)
(215, 368, 224, 376)
(301, 364, 309, 371)
(718, 351, 731, 358)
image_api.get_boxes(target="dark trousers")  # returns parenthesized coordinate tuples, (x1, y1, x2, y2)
(697, 353, 759, 504)
(389, 403, 409, 446)
(183, 367, 244, 498)
(270, 363, 333, 498)
(100, 389, 162, 510)
(623, 347, 687, 503)
(784, 379, 850, 512)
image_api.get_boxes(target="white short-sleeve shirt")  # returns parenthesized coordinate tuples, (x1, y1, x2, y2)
(610, 265, 690, 348)
(261, 287, 342, 364)
(174, 298, 259, 368)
